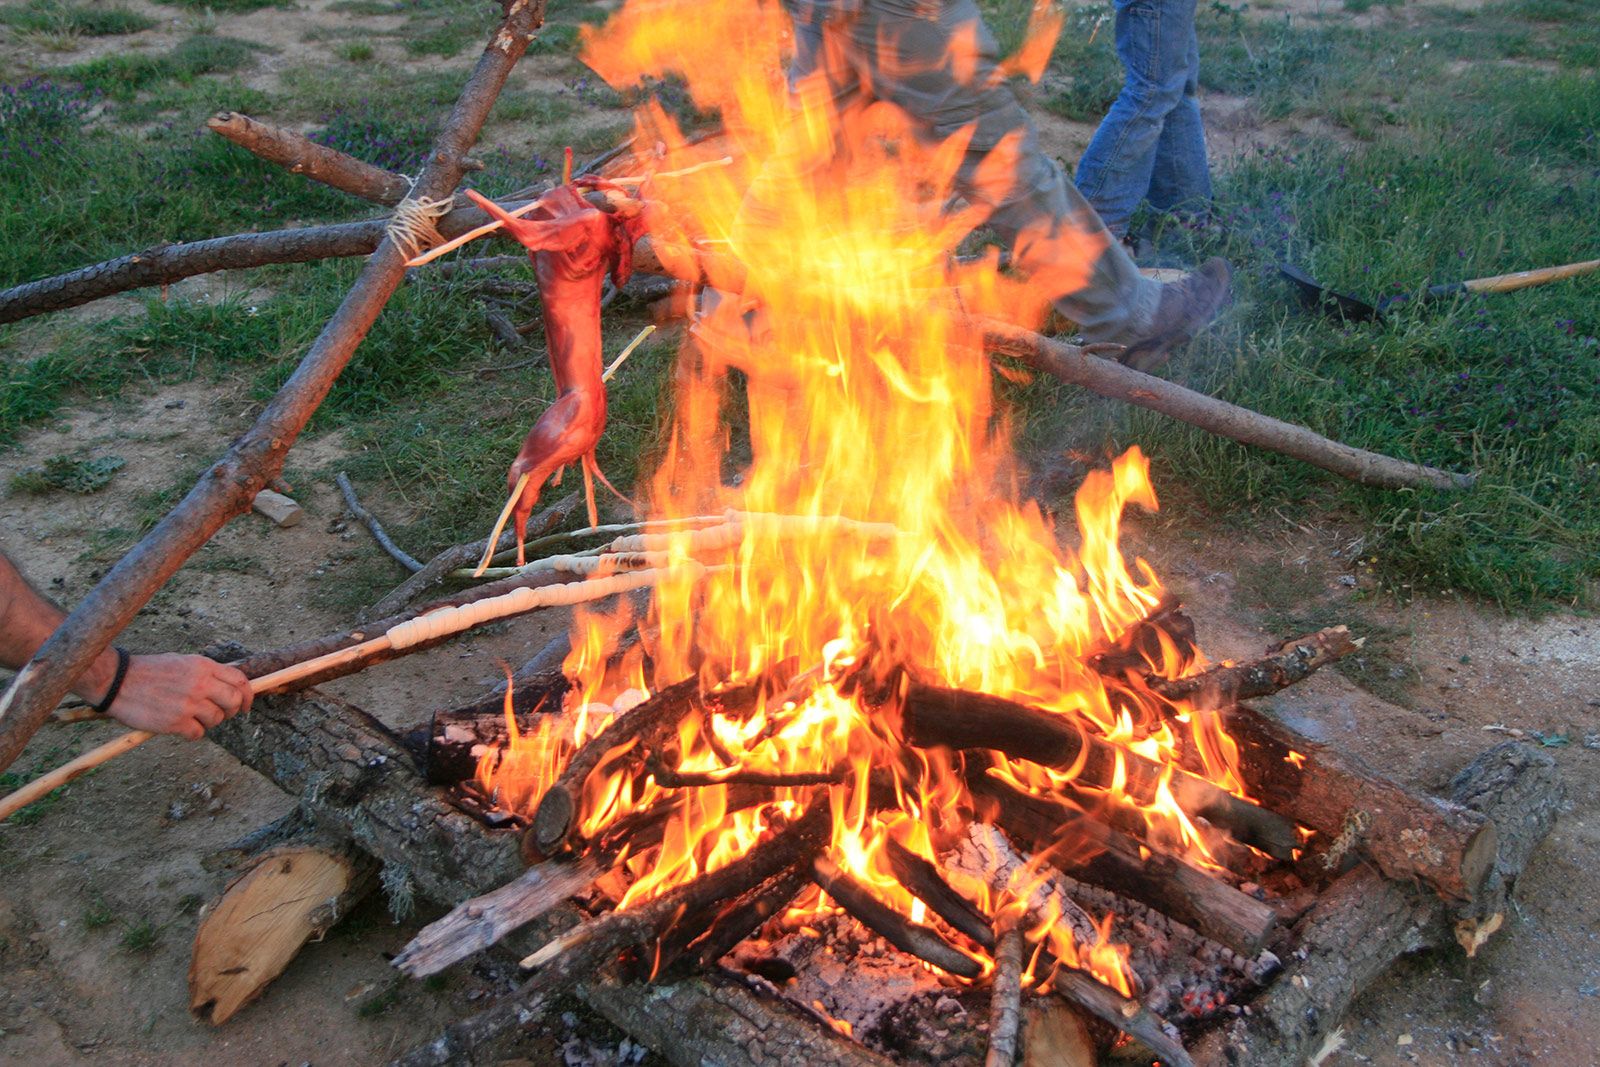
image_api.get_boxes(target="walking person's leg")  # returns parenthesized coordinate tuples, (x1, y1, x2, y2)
(1074, 0, 1203, 238)
(1145, 4, 1211, 221)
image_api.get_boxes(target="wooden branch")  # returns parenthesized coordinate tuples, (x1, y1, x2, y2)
(900, 683, 1300, 860)
(365, 491, 582, 620)
(651, 763, 846, 789)
(336, 471, 423, 572)
(1149, 627, 1359, 703)
(883, 837, 995, 950)
(0, 0, 546, 776)
(810, 855, 984, 979)
(675, 865, 811, 973)
(393, 855, 605, 978)
(1212, 701, 1497, 903)
(1190, 742, 1562, 1067)
(985, 921, 1025, 1067)
(972, 776, 1277, 957)
(1050, 969, 1192, 1067)
(981, 320, 1475, 491)
(528, 677, 760, 858)
(207, 111, 414, 204)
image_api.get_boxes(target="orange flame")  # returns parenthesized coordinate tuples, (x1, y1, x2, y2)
(475, 0, 1252, 999)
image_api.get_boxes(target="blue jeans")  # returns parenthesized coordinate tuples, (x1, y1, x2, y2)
(1075, 0, 1212, 238)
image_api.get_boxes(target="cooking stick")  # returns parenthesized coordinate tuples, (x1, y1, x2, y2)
(476, 472, 532, 577)
(0, 564, 709, 822)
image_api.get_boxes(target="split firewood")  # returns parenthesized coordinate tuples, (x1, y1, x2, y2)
(190, 820, 378, 1024)
(984, 919, 1026, 1066)
(1022, 998, 1099, 1067)
(810, 855, 984, 979)
(392, 855, 606, 978)
(1148, 626, 1360, 703)
(899, 683, 1300, 860)
(521, 798, 832, 975)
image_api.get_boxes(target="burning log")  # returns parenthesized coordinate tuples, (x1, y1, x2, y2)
(190, 812, 378, 1024)
(984, 920, 1025, 1067)
(1211, 700, 1496, 903)
(527, 675, 759, 857)
(669, 864, 812, 974)
(1049, 968, 1191, 1067)
(973, 777, 1278, 958)
(900, 683, 1300, 860)
(883, 837, 996, 950)
(1147, 627, 1359, 703)
(1190, 742, 1562, 1067)
(810, 856, 984, 979)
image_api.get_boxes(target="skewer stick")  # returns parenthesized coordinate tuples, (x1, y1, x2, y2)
(0, 564, 713, 823)
(476, 472, 531, 577)
(602, 324, 655, 382)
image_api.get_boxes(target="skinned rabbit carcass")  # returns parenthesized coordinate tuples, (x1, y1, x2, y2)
(464, 185, 644, 557)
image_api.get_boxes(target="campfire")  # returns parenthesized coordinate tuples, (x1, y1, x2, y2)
(0, 0, 1562, 1064)
(376, 3, 1538, 1064)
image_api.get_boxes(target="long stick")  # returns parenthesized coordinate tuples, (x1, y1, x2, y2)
(475, 472, 531, 576)
(981, 319, 1475, 491)
(208, 111, 414, 205)
(984, 920, 1025, 1067)
(0, 2, 546, 776)
(0, 563, 709, 822)
(336, 471, 424, 572)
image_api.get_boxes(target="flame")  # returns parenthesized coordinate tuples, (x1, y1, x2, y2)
(475, 0, 1254, 1000)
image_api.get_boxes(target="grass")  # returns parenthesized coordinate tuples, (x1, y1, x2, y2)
(64, 35, 257, 101)
(0, 1, 156, 37)
(10, 453, 125, 493)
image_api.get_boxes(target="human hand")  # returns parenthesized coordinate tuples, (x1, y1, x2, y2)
(106, 654, 254, 740)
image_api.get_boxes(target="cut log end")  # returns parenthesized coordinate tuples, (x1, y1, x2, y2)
(189, 845, 370, 1024)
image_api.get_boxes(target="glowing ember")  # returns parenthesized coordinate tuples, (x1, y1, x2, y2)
(474, 0, 1253, 1000)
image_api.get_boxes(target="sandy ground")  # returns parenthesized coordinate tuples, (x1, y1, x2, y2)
(3, 0, 1597, 1064)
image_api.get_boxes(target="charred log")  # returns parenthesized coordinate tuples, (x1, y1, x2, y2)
(1148, 627, 1358, 703)
(810, 856, 984, 979)
(883, 837, 996, 950)
(900, 683, 1299, 860)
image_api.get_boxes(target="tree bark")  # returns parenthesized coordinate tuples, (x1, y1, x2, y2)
(981, 320, 1475, 491)
(1212, 700, 1497, 903)
(0, 0, 548, 776)
(1189, 742, 1562, 1067)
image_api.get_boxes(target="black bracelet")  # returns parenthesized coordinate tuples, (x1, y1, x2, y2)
(93, 647, 131, 714)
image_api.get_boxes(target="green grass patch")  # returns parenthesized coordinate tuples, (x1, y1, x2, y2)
(64, 35, 257, 101)
(0, 0, 156, 36)
(336, 42, 376, 62)
(157, 0, 287, 11)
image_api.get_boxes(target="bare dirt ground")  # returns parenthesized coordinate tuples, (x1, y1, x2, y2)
(3, 2, 1597, 1065)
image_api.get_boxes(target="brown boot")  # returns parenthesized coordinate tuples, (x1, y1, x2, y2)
(1118, 257, 1232, 372)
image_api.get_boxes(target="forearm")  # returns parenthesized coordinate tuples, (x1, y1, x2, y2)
(0, 551, 117, 703)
